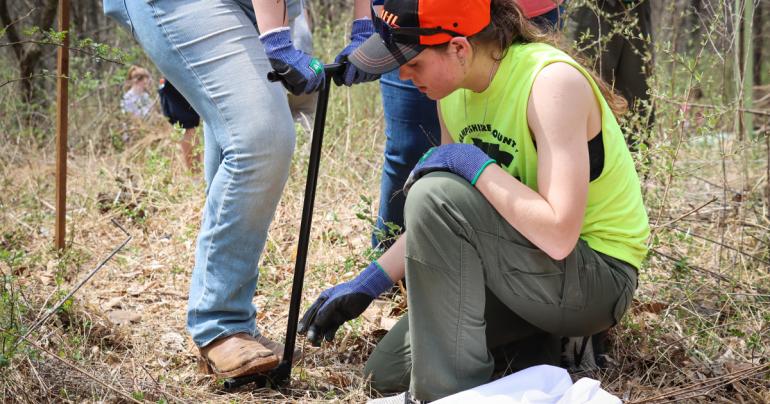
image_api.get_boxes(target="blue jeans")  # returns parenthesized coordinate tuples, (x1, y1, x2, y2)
(106, 0, 297, 347)
(374, 71, 440, 249)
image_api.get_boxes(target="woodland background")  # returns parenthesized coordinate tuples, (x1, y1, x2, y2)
(0, 0, 769, 402)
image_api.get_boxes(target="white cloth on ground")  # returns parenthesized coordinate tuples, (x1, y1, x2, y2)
(433, 365, 620, 404)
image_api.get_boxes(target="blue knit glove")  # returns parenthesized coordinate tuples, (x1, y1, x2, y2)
(260, 27, 325, 95)
(404, 144, 496, 195)
(298, 261, 393, 346)
(333, 19, 380, 86)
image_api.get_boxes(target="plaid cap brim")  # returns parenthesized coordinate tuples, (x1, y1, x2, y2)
(349, 34, 424, 75)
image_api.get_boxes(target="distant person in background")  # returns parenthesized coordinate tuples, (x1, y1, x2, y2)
(519, 0, 566, 28)
(370, 0, 566, 250)
(159, 78, 201, 172)
(121, 65, 153, 119)
(573, 0, 653, 149)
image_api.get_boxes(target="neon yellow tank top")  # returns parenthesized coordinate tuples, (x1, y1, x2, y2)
(439, 42, 649, 268)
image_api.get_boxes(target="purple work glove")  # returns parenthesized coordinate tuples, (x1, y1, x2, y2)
(403, 144, 497, 195)
(333, 19, 380, 86)
(298, 261, 393, 346)
(260, 27, 325, 95)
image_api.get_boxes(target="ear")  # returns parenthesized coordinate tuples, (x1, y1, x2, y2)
(447, 37, 473, 61)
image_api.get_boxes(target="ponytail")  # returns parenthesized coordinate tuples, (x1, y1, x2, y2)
(470, 0, 628, 117)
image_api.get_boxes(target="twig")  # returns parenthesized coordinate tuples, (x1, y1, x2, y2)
(654, 196, 719, 228)
(26, 355, 49, 396)
(34, 195, 56, 212)
(0, 73, 58, 89)
(667, 225, 770, 266)
(3, 211, 35, 232)
(691, 175, 739, 195)
(650, 43, 706, 239)
(653, 95, 770, 117)
(651, 249, 735, 285)
(1, 8, 35, 32)
(139, 363, 178, 404)
(21, 337, 142, 404)
(14, 219, 131, 348)
(0, 39, 125, 64)
(673, 216, 770, 232)
(33, 285, 60, 325)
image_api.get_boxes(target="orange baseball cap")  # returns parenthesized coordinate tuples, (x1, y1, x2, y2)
(350, 0, 491, 74)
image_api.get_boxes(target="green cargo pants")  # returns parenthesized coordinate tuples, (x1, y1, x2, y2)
(364, 173, 638, 401)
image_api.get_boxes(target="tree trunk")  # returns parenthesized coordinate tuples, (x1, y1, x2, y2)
(72, 1, 103, 41)
(743, 0, 754, 137)
(0, 0, 60, 102)
(754, 0, 764, 86)
(689, 0, 703, 54)
(18, 49, 42, 103)
(72, 0, 83, 38)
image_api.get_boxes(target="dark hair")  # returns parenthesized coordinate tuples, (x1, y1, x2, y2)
(469, 0, 628, 117)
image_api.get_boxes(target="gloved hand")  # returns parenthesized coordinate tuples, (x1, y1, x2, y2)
(260, 27, 325, 95)
(333, 18, 380, 86)
(403, 143, 496, 195)
(298, 261, 394, 346)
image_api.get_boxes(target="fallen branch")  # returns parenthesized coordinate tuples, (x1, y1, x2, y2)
(690, 175, 740, 195)
(652, 249, 770, 295)
(654, 95, 770, 118)
(651, 249, 740, 288)
(139, 363, 180, 404)
(15, 219, 131, 348)
(653, 196, 718, 229)
(667, 225, 770, 266)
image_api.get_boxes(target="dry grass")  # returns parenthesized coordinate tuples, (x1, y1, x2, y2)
(1, 44, 393, 401)
(1, 2, 769, 403)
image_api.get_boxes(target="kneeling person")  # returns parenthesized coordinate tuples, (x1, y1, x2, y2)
(299, 0, 649, 401)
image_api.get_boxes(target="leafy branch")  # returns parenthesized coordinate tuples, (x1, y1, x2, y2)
(1, 26, 127, 65)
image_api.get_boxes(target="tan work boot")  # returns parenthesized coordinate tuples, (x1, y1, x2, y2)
(255, 334, 302, 364)
(198, 333, 279, 378)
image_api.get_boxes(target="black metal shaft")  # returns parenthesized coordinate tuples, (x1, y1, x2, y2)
(281, 63, 342, 370)
(224, 64, 343, 390)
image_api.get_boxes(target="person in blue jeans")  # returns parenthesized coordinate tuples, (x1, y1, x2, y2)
(104, 0, 380, 380)
(372, 0, 566, 250)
